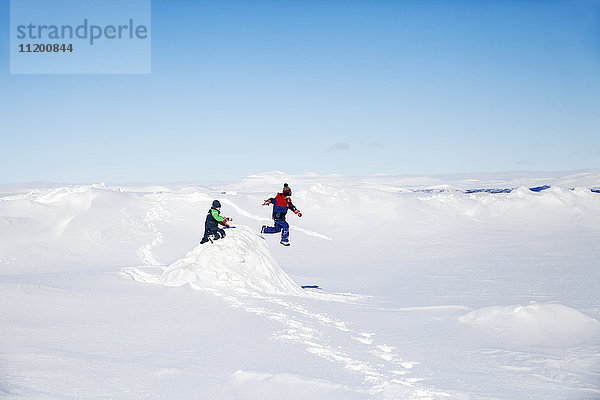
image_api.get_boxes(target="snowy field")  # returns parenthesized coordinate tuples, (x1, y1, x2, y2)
(1, 170, 599, 399)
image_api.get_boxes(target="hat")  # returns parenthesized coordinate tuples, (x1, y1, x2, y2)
(282, 183, 292, 196)
(212, 200, 221, 208)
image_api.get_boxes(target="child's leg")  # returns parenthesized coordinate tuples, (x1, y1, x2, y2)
(214, 228, 226, 240)
(200, 230, 211, 244)
(277, 220, 290, 242)
(263, 224, 282, 234)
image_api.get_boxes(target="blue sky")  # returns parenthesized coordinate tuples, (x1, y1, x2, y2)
(1, 0, 599, 183)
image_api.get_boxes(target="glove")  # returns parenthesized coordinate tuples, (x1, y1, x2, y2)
(222, 220, 230, 227)
(263, 200, 271, 206)
(224, 217, 233, 222)
(294, 210, 302, 217)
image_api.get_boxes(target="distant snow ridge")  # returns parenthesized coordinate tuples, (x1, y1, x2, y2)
(459, 302, 600, 345)
(159, 226, 304, 295)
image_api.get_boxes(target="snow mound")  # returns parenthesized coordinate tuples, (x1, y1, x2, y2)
(159, 226, 304, 296)
(459, 303, 600, 345)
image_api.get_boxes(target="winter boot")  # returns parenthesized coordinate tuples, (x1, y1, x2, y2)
(261, 225, 266, 234)
(280, 240, 290, 247)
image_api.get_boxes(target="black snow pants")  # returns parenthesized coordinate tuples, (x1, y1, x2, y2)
(200, 226, 225, 244)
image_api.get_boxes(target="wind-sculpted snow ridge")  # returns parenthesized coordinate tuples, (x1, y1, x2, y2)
(161, 226, 305, 295)
(0, 184, 156, 271)
(124, 226, 356, 300)
(459, 302, 600, 345)
(124, 226, 303, 296)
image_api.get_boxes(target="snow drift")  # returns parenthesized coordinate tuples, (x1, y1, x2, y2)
(3, 172, 599, 272)
(458, 302, 600, 345)
(127, 226, 304, 296)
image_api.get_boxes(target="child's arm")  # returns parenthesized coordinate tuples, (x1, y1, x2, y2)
(211, 209, 232, 226)
(221, 217, 232, 227)
(288, 201, 302, 217)
(210, 208, 225, 223)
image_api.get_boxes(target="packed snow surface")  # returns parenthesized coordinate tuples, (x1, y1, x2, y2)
(1, 170, 600, 399)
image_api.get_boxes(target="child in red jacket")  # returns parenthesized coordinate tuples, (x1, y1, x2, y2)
(261, 183, 302, 246)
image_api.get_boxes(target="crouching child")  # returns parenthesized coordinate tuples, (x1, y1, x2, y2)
(200, 200, 232, 244)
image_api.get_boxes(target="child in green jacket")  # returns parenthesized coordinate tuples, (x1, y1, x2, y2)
(200, 200, 232, 244)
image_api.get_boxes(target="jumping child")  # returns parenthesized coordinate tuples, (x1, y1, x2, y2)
(261, 183, 302, 246)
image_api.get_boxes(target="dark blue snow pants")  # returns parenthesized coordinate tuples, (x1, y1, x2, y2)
(263, 220, 289, 242)
(200, 227, 225, 244)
